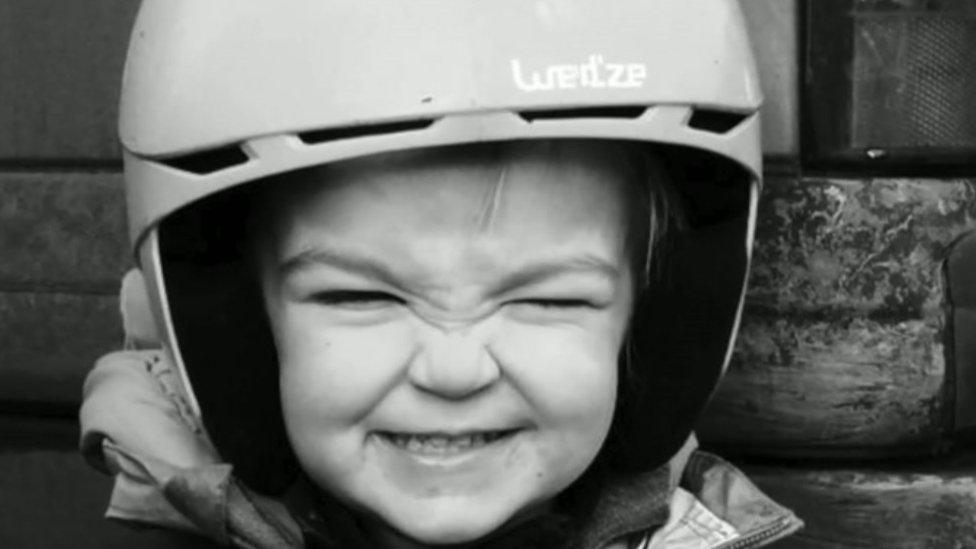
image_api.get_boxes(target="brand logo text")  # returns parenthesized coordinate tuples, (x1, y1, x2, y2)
(511, 55, 647, 92)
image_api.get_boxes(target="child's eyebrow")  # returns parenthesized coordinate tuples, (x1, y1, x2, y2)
(279, 245, 621, 293)
(277, 246, 402, 287)
(490, 256, 621, 295)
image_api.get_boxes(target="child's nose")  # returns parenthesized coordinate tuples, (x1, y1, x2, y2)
(406, 330, 501, 400)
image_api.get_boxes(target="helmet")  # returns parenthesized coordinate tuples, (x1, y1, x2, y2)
(122, 0, 762, 493)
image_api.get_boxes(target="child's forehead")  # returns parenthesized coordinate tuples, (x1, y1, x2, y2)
(263, 141, 641, 297)
(265, 140, 636, 227)
(259, 140, 644, 259)
(280, 139, 635, 193)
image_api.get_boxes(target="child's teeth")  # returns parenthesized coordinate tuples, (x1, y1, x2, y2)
(406, 436, 424, 452)
(387, 431, 509, 453)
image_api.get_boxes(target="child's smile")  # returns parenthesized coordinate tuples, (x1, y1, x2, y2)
(371, 427, 527, 496)
(376, 429, 518, 456)
(258, 141, 637, 546)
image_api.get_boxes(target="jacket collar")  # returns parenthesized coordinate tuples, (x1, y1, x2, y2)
(575, 441, 801, 549)
(574, 434, 698, 549)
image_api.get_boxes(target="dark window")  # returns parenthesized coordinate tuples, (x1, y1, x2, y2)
(803, 0, 976, 174)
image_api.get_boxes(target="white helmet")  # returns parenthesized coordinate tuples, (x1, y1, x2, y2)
(121, 0, 762, 493)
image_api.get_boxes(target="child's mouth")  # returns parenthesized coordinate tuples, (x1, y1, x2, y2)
(377, 429, 519, 456)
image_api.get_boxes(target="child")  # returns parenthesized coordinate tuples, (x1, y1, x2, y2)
(80, 1, 802, 547)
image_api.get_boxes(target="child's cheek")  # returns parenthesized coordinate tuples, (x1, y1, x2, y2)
(276, 309, 416, 423)
(492, 316, 620, 424)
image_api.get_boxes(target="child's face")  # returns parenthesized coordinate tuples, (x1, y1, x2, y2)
(259, 142, 635, 546)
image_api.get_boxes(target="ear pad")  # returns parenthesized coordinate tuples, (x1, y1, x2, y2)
(610, 146, 752, 471)
(160, 190, 299, 495)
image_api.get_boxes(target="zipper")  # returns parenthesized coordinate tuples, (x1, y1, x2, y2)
(714, 514, 803, 549)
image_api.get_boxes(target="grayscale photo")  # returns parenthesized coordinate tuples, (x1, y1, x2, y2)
(1, 1, 975, 548)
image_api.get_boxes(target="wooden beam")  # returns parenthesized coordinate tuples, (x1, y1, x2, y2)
(0, 171, 128, 295)
(749, 176, 976, 318)
(745, 458, 976, 548)
(699, 315, 948, 458)
(698, 176, 975, 457)
(0, 292, 121, 414)
(0, 1, 139, 163)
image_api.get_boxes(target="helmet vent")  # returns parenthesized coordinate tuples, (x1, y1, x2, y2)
(299, 119, 436, 145)
(517, 106, 647, 122)
(687, 109, 749, 134)
(159, 145, 250, 175)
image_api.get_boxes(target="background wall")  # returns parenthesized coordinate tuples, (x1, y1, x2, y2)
(1, 1, 975, 548)
(0, 3, 157, 547)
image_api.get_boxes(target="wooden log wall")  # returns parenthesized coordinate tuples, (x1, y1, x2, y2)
(0, 2, 139, 545)
(0, 3, 135, 413)
(747, 456, 976, 549)
(0, 173, 129, 414)
(699, 176, 976, 458)
(1, 1, 976, 547)
(0, 1, 131, 162)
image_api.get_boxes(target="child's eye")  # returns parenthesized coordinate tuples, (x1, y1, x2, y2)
(510, 298, 594, 309)
(504, 297, 601, 325)
(310, 290, 405, 310)
(505, 298, 598, 323)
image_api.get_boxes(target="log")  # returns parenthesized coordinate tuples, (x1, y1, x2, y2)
(0, 0, 138, 162)
(698, 176, 975, 457)
(0, 171, 129, 294)
(749, 177, 976, 318)
(744, 457, 976, 549)
(0, 292, 122, 414)
(698, 315, 948, 458)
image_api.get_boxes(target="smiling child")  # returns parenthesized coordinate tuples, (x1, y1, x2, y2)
(80, 1, 801, 548)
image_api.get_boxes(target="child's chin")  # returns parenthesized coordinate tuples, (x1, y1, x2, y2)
(376, 500, 515, 546)
(401, 524, 493, 546)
